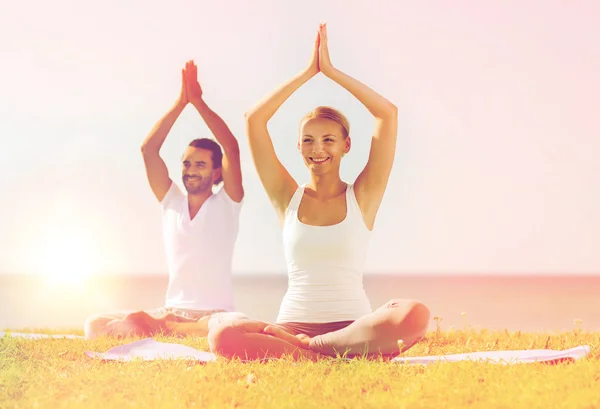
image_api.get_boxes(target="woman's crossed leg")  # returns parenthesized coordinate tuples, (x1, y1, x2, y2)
(208, 299, 430, 360)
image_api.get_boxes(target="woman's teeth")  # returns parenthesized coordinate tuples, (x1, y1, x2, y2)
(311, 157, 329, 163)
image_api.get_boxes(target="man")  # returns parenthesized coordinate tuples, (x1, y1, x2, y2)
(84, 60, 247, 339)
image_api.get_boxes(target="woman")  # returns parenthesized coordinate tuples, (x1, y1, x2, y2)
(208, 24, 430, 360)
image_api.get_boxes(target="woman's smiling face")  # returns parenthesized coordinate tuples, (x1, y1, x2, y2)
(298, 117, 350, 175)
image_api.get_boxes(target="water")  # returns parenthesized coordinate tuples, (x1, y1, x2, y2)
(1, 273, 599, 332)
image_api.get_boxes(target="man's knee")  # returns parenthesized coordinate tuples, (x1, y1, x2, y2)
(207, 319, 248, 358)
(84, 314, 112, 340)
(123, 310, 163, 334)
(85, 310, 158, 339)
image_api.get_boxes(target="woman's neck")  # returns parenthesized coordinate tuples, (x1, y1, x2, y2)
(306, 173, 347, 200)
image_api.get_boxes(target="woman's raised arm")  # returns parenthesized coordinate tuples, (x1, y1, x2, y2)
(318, 23, 399, 229)
(245, 32, 321, 222)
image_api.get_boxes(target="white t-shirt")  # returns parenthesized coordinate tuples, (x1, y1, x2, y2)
(160, 182, 242, 311)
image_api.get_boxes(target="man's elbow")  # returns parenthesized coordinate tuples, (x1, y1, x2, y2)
(223, 141, 240, 158)
(140, 143, 158, 155)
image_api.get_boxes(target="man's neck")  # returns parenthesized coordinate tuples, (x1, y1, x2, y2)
(187, 189, 213, 217)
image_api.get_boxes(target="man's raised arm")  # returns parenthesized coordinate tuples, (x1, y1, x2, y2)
(186, 61, 244, 203)
(140, 68, 188, 202)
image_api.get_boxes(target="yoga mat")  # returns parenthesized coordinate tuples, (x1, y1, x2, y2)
(85, 338, 216, 362)
(392, 345, 591, 365)
(86, 338, 591, 364)
(0, 331, 84, 340)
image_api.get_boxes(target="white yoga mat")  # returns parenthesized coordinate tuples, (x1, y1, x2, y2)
(85, 338, 216, 362)
(86, 338, 591, 364)
(0, 331, 84, 340)
(392, 345, 591, 365)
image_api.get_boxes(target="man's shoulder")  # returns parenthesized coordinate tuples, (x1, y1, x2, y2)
(160, 182, 186, 210)
(213, 186, 242, 207)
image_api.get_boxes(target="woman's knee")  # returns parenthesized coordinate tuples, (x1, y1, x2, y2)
(387, 300, 431, 335)
(207, 319, 249, 357)
(406, 301, 431, 335)
(207, 312, 249, 331)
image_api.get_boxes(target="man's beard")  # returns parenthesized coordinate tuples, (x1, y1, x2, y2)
(183, 176, 212, 194)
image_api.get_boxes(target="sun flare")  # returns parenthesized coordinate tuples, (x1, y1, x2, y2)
(34, 227, 97, 286)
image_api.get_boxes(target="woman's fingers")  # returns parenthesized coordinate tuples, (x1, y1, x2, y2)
(296, 333, 312, 348)
(319, 23, 327, 43)
(263, 325, 308, 349)
(317, 23, 333, 74)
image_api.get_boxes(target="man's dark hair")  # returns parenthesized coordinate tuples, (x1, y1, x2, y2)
(188, 138, 223, 185)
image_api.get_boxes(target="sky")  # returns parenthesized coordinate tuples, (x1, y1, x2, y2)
(0, 0, 598, 277)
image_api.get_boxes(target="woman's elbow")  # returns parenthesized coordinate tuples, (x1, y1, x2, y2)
(374, 103, 398, 121)
(383, 102, 398, 119)
(244, 110, 261, 124)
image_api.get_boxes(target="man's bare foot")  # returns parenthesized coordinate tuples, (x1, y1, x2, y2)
(164, 318, 210, 337)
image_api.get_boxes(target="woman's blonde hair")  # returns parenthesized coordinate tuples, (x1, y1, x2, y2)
(299, 106, 350, 139)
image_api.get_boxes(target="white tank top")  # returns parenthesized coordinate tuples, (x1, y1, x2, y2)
(276, 183, 373, 323)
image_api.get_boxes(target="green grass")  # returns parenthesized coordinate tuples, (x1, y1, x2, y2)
(1, 327, 599, 409)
